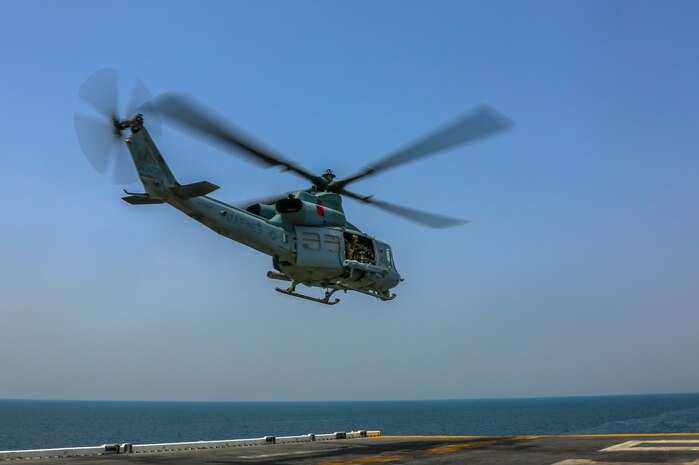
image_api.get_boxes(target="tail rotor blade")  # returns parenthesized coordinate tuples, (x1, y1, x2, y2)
(126, 78, 161, 137)
(125, 78, 151, 117)
(108, 144, 139, 185)
(74, 113, 118, 176)
(75, 69, 157, 185)
(78, 68, 119, 120)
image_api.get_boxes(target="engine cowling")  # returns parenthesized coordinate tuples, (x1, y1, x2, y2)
(246, 203, 277, 219)
(275, 198, 345, 226)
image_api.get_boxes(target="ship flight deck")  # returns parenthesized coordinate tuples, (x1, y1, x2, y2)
(4, 432, 699, 464)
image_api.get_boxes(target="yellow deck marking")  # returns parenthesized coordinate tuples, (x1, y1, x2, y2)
(424, 439, 499, 454)
(381, 433, 699, 439)
(316, 437, 505, 465)
(318, 454, 403, 465)
(380, 435, 489, 439)
(316, 434, 699, 465)
(537, 433, 699, 438)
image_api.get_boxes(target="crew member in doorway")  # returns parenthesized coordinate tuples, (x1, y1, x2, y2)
(347, 234, 359, 260)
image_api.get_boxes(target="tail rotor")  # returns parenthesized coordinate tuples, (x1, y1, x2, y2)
(74, 68, 160, 184)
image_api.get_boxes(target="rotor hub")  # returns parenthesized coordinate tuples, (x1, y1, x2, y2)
(321, 169, 336, 187)
(311, 169, 337, 192)
(321, 169, 336, 183)
(112, 114, 144, 136)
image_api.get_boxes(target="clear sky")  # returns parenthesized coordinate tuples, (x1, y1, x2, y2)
(1, 0, 698, 402)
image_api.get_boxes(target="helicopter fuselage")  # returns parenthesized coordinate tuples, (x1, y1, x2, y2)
(77, 71, 511, 304)
(123, 123, 401, 304)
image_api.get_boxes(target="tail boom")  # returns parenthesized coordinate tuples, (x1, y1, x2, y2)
(123, 122, 292, 260)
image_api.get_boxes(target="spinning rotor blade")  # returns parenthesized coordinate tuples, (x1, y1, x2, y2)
(127, 79, 154, 118)
(342, 189, 468, 228)
(74, 69, 160, 185)
(126, 79, 162, 138)
(370, 198, 468, 229)
(74, 113, 138, 185)
(152, 93, 321, 186)
(78, 68, 119, 120)
(335, 105, 513, 188)
(74, 114, 118, 176)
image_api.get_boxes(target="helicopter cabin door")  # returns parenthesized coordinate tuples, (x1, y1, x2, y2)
(295, 227, 344, 269)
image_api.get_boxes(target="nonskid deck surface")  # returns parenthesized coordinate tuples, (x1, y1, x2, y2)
(8, 434, 699, 465)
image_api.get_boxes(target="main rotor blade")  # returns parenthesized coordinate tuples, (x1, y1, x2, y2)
(78, 68, 119, 119)
(152, 93, 321, 186)
(372, 199, 468, 228)
(341, 189, 468, 228)
(336, 105, 513, 188)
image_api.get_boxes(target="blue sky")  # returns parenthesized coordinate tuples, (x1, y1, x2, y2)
(1, 0, 698, 401)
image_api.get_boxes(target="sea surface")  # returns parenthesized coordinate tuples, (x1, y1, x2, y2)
(2, 394, 699, 451)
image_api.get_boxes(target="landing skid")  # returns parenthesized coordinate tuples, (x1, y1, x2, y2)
(275, 283, 340, 306)
(333, 282, 397, 301)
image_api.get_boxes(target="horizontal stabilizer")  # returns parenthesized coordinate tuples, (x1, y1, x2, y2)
(122, 195, 165, 205)
(170, 181, 220, 199)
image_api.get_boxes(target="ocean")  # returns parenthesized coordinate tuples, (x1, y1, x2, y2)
(1, 394, 699, 451)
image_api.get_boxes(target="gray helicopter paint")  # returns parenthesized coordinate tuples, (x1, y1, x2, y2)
(295, 226, 344, 269)
(77, 72, 512, 303)
(173, 196, 293, 259)
(123, 125, 400, 300)
(126, 128, 293, 260)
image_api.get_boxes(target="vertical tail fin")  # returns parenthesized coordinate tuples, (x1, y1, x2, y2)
(125, 126, 177, 197)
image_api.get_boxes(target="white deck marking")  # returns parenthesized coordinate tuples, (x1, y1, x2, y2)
(602, 440, 699, 452)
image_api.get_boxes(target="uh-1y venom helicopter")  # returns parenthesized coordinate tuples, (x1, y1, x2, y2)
(74, 69, 512, 305)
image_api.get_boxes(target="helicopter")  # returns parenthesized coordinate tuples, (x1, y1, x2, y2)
(74, 69, 512, 305)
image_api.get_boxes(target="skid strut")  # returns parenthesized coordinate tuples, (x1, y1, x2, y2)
(275, 282, 340, 306)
